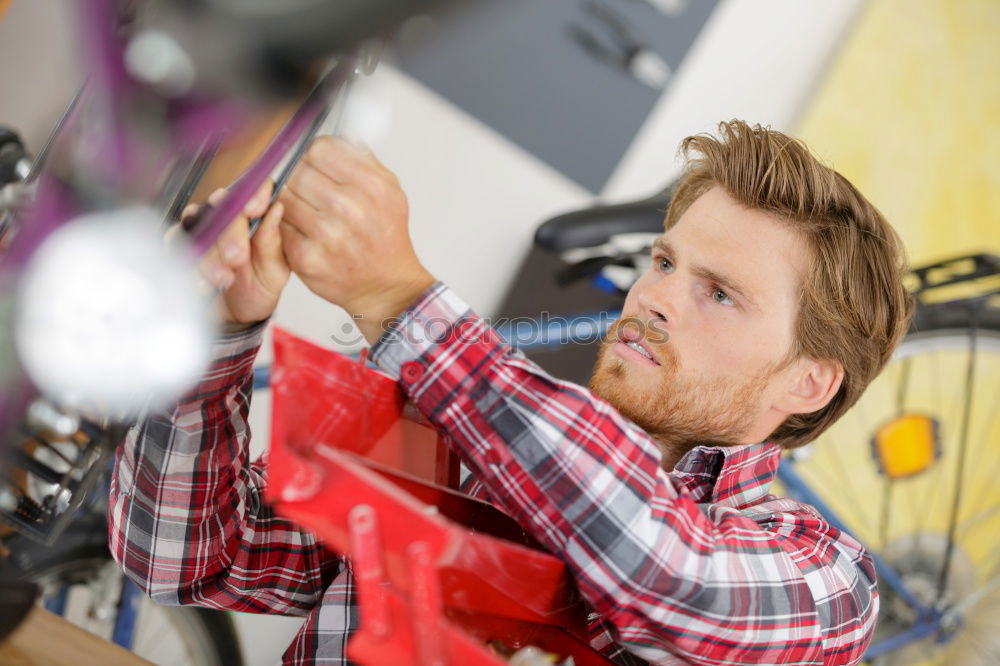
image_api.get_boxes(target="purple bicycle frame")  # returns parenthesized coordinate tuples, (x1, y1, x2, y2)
(0, 0, 356, 446)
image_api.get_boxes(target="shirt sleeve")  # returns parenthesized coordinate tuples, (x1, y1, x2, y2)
(108, 322, 342, 617)
(369, 283, 877, 665)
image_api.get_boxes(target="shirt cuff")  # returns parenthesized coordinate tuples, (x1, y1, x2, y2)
(368, 282, 472, 381)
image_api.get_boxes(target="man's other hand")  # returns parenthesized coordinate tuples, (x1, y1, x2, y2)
(278, 136, 435, 344)
(173, 181, 289, 330)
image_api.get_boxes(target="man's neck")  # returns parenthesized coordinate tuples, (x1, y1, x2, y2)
(658, 441, 685, 472)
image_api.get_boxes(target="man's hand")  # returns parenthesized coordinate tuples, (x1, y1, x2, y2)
(177, 182, 289, 330)
(278, 136, 435, 344)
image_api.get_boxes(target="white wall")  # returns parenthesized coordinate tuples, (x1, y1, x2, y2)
(0, 1, 862, 664)
(0, 1, 82, 149)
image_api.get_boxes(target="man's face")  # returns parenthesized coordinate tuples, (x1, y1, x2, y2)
(590, 186, 810, 457)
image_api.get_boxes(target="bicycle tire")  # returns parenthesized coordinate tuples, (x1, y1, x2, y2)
(781, 301, 1000, 665)
(4, 511, 244, 666)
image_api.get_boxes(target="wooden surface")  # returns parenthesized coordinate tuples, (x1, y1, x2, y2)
(0, 605, 153, 666)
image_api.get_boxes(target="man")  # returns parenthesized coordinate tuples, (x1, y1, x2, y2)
(109, 120, 913, 664)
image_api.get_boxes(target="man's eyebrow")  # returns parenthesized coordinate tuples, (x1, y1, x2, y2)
(652, 238, 760, 310)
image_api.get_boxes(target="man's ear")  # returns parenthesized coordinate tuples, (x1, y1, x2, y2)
(773, 357, 844, 416)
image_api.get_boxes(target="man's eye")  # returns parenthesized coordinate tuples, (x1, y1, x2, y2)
(657, 257, 674, 273)
(712, 288, 734, 306)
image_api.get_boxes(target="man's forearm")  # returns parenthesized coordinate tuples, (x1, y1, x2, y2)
(108, 323, 339, 616)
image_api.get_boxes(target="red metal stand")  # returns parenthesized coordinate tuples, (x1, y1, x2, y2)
(266, 328, 614, 665)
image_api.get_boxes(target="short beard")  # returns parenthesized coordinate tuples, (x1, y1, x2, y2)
(589, 321, 775, 466)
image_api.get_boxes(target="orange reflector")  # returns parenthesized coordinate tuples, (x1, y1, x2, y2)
(870, 414, 940, 480)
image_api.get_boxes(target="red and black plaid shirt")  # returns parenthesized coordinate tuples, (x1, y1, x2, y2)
(109, 283, 877, 664)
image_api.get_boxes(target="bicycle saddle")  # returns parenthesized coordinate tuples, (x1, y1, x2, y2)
(534, 182, 677, 252)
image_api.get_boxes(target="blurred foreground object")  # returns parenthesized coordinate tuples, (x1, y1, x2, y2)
(0, 0, 450, 547)
(15, 208, 211, 418)
(0, 0, 459, 652)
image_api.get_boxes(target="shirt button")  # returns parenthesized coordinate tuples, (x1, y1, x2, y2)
(401, 362, 423, 382)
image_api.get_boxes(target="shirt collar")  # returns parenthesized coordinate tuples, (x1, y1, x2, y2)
(670, 441, 782, 508)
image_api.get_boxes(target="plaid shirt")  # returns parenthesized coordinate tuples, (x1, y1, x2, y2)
(109, 283, 877, 665)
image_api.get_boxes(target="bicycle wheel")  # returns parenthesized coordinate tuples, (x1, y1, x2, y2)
(778, 303, 1000, 665)
(4, 511, 243, 666)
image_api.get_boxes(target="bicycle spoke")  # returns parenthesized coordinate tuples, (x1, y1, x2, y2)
(878, 481, 893, 551)
(881, 358, 911, 550)
(909, 345, 958, 542)
(953, 594, 1000, 665)
(957, 367, 1000, 532)
(835, 398, 886, 539)
(909, 452, 947, 543)
(977, 547, 1000, 590)
(967, 637, 995, 665)
(936, 315, 980, 603)
(806, 416, 878, 542)
(902, 379, 940, 543)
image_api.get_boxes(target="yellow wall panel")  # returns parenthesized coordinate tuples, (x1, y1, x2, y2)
(798, 0, 1000, 265)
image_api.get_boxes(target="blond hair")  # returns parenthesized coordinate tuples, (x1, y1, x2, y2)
(665, 120, 915, 449)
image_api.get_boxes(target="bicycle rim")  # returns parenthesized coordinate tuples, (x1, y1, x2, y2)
(779, 325, 1000, 665)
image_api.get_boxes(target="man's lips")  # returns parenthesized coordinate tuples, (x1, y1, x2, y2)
(612, 332, 660, 366)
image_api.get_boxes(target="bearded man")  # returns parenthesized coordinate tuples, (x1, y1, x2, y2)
(110, 120, 913, 665)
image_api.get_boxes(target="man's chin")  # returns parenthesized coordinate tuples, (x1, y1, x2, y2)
(592, 356, 661, 393)
(591, 359, 647, 410)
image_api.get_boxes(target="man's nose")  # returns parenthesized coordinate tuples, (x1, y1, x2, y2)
(635, 279, 680, 329)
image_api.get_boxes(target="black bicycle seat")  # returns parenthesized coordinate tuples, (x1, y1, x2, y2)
(534, 182, 677, 252)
